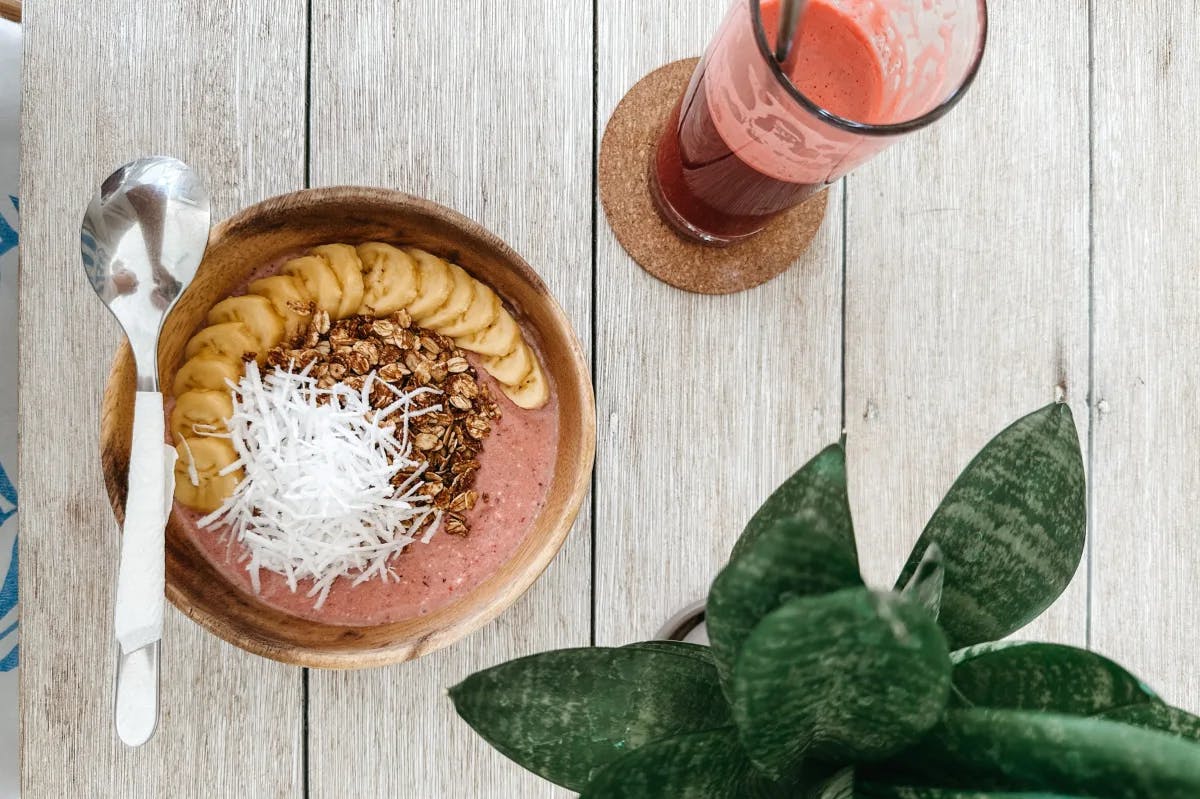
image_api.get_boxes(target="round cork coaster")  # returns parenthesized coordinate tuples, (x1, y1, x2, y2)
(599, 58, 828, 295)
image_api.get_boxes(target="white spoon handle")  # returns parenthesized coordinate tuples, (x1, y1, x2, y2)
(113, 392, 175, 748)
(114, 391, 171, 653)
(115, 641, 159, 747)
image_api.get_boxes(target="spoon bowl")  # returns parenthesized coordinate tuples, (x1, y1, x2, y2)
(83, 157, 210, 385)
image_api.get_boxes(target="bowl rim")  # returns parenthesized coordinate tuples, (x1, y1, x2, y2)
(100, 185, 596, 669)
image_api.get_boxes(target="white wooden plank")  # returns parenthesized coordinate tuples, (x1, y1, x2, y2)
(594, 1, 844, 644)
(842, 0, 1090, 644)
(18, 2, 307, 796)
(1091, 2, 1200, 711)
(306, 2, 592, 797)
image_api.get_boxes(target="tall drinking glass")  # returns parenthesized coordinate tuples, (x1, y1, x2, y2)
(651, 0, 988, 244)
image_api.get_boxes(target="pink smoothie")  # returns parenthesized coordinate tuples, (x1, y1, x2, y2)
(653, 0, 892, 239)
(172, 257, 561, 626)
(175, 362, 559, 626)
(653, 0, 962, 241)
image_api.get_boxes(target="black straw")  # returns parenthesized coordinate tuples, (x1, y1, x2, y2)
(774, 0, 808, 65)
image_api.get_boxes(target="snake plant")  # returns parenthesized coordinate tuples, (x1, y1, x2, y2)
(450, 404, 1200, 797)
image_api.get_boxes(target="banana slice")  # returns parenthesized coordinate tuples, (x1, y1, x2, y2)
(456, 307, 520, 357)
(207, 295, 285, 352)
(311, 243, 365, 319)
(282, 255, 343, 317)
(170, 389, 235, 443)
(357, 242, 419, 317)
(248, 275, 313, 340)
(440, 278, 500, 338)
(173, 437, 243, 513)
(482, 341, 534, 386)
(184, 321, 262, 365)
(405, 248, 454, 320)
(172, 355, 244, 396)
(421, 264, 476, 329)
(500, 358, 549, 410)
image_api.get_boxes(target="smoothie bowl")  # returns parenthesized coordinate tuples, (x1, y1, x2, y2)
(99, 187, 595, 668)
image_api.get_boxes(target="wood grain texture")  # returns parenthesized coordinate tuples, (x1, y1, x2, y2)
(20, 0, 1200, 794)
(842, 0, 1090, 646)
(0, 0, 19, 24)
(1091, 2, 1200, 711)
(306, 2, 593, 797)
(595, 0, 844, 646)
(18, 2, 306, 796)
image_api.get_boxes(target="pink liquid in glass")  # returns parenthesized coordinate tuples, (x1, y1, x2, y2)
(654, 0, 889, 241)
(651, 0, 985, 244)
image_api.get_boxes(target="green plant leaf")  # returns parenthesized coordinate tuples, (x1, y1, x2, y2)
(1098, 702, 1200, 742)
(733, 442, 858, 563)
(811, 767, 856, 799)
(865, 708, 1200, 798)
(895, 404, 1086, 649)
(901, 543, 945, 617)
(731, 588, 952, 778)
(708, 513, 863, 697)
(858, 786, 1083, 798)
(709, 444, 861, 696)
(949, 641, 1159, 714)
(578, 728, 796, 799)
(449, 647, 732, 791)
(621, 640, 715, 664)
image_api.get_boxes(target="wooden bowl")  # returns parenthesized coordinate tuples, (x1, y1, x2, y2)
(99, 187, 595, 669)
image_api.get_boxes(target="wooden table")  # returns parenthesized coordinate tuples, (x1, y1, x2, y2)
(17, 1, 1199, 796)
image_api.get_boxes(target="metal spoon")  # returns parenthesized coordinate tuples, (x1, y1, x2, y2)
(81, 156, 210, 747)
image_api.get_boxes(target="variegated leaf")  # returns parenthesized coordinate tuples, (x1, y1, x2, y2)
(732, 588, 951, 778)
(858, 785, 1083, 798)
(579, 728, 795, 799)
(1098, 702, 1200, 742)
(895, 404, 1086, 649)
(621, 639, 714, 663)
(708, 444, 861, 697)
(732, 443, 858, 563)
(867, 709, 1200, 798)
(708, 512, 862, 698)
(901, 543, 945, 618)
(450, 647, 731, 791)
(949, 641, 1158, 714)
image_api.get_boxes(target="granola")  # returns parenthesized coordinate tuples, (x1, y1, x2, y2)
(265, 308, 501, 536)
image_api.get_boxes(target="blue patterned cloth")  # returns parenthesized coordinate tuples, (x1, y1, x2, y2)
(0, 463, 14, 674)
(1, 18, 20, 797)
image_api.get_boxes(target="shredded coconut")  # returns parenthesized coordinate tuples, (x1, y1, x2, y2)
(197, 361, 442, 607)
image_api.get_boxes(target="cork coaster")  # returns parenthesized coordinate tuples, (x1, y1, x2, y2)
(599, 58, 828, 295)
